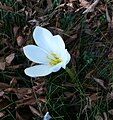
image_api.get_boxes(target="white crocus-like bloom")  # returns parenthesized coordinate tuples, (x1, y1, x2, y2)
(43, 112, 52, 120)
(23, 26, 71, 77)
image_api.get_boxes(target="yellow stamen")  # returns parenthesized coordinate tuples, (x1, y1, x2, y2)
(46, 53, 62, 66)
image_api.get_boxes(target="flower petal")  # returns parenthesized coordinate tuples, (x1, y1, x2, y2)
(52, 35, 65, 56)
(24, 65, 52, 77)
(51, 63, 62, 72)
(23, 45, 50, 64)
(33, 26, 65, 54)
(33, 26, 53, 52)
(43, 112, 52, 120)
(61, 49, 71, 69)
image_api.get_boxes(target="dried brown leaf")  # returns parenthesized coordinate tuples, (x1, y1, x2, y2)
(108, 52, 113, 59)
(103, 112, 107, 120)
(90, 93, 98, 101)
(38, 97, 46, 103)
(47, 0, 52, 8)
(106, 6, 113, 30)
(0, 62, 5, 70)
(107, 92, 113, 100)
(5, 53, 15, 65)
(95, 114, 103, 120)
(84, 84, 101, 91)
(79, 0, 90, 8)
(55, 2, 74, 9)
(29, 105, 42, 117)
(15, 88, 32, 99)
(33, 86, 46, 95)
(16, 96, 36, 108)
(0, 82, 9, 89)
(0, 112, 4, 118)
(4, 88, 17, 93)
(0, 2, 12, 11)
(0, 91, 4, 97)
(85, 70, 94, 79)
(17, 0, 22, 3)
(64, 92, 74, 98)
(28, 19, 39, 26)
(67, 34, 77, 42)
(17, 36, 25, 47)
(105, 5, 111, 23)
(93, 77, 106, 89)
(13, 26, 19, 38)
(83, 0, 99, 14)
(10, 77, 17, 87)
(108, 109, 113, 115)
(33, 80, 46, 95)
(7, 64, 23, 70)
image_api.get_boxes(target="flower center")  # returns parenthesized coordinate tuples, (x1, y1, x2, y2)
(46, 53, 62, 66)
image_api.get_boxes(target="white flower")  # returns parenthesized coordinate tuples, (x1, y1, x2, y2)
(43, 112, 52, 120)
(23, 26, 71, 77)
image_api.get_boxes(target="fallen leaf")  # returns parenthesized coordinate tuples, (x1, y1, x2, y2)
(46, 0, 52, 9)
(16, 36, 25, 47)
(107, 92, 113, 100)
(66, 34, 78, 42)
(5, 53, 15, 65)
(64, 92, 74, 98)
(10, 77, 17, 87)
(4, 88, 17, 93)
(13, 26, 19, 38)
(0, 91, 4, 97)
(15, 88, 32, 99)
(0, 82, 9, 89)
(0, 2, 12, 11)
(103, 112, 107, 120)
(93, 77, 106, 89)
(95, 114, 103, 120)
(33, 86, 46, 95)
(16, 0, 22, 3)
(90, 93, 98, 101)
(79, 0, 90, 8)
(108, 53, 113, 60)
(84, 84, 101, 91)
(108, 109, 113, 115)
(38, 97, 46, 103)
(85, 70, 94, 79)
(29, 105, 42, 117)
(0, 112, 4, 118)
(16, 96, 36, 108)
(0, 62, 5, 70)
(33, 80, 46, 95)
(83, 0, 99, 14)
(105, 5, 111, 23)
(28, 19, 39, 26)
(7, 64, 23, 70)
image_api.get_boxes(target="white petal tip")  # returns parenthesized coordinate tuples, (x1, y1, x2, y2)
(43, 112, 52, 120)
(24, 65, 52, 78)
